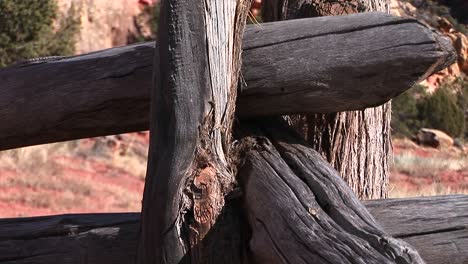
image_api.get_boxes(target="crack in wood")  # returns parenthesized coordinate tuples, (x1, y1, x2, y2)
(242, 17, 418, 51)
(395, 226, 468, 239)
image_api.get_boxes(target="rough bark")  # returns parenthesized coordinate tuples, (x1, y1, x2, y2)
(1, 195, 466, 264)
(137, 0, 252, 263)
(262, 0, 393, 200)
(235, 119, 424, 264)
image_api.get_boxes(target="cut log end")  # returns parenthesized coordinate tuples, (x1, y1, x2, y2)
(432, 32, 458, 74)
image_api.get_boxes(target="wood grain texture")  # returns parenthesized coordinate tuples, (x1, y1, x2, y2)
(0, 13, 455, 151)
(261, 0, 390, 21)
(0, 195, 466, 264)
(0, 213, 139, 264)
(366, 195, 468, 264)
(238, 12, 454, 117)
(137, 0, 252, 263)
(236, 119, 423, 263)
(0, 42, 153, 151)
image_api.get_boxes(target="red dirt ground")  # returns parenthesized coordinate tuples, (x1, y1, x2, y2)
(0, 133, 148, 218)
(390, 138, 467, 197)
(0, 135, 465, 217)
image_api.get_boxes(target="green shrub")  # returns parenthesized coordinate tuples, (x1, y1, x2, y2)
(0, 0, 79, 67)
(455, 77, 468, 138)
(392, 79, 467, 139)
(391, 84, 427, 138)
(418, 84, 465, 138)
(392, 89, 421, 138)
(149, 4, 160, 36)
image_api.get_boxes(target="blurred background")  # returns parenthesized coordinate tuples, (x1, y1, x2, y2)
(0, 0, 466, 217)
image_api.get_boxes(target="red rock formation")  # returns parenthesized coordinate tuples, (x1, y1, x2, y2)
(251, 0, 262, 16)
(57, 0, 153, 54)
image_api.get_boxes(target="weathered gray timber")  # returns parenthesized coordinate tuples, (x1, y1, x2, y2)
(0, 42, 153, 151)
(236, 119, 423, 263)
(366, 195, 468, 264)
(137, 0, 253, 263)
(0, 195, 466, 264)
(0, 213, 139, 264)
(0, 12, 455, 151)
(238, 12, 453, 116)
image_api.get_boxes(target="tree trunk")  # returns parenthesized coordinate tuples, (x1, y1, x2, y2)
(262, 0, 392, 199)
(137, 0, 252, 263)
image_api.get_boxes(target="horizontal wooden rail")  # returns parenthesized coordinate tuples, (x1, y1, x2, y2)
(0, 12, 455, 151)
(0, 195, 465, 264)
(366, 195, 468, 264)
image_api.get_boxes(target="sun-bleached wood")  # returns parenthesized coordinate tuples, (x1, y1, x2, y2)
(259, 0, 389, 201)
(0, 13, 455, 151)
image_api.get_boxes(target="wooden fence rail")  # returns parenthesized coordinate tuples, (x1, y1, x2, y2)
(0, 12, 455, 151)
(0, 195, 466, 264)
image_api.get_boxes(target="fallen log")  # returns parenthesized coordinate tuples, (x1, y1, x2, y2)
(0, 195, 466, 264)
(0, 12, 455, 151)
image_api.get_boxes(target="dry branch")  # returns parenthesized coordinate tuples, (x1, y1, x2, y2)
(0, 12, 455, 151)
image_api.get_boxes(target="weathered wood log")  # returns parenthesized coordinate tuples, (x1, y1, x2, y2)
(137, 0, 252, 263)
(0, 195, 466, 264)
(0, 12, 455, 151)
(236, 119, 424, 263)
(366, 195, 468, 264)
(0, 213, 140, 264)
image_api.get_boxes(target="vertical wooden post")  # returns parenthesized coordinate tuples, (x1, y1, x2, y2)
(137, 0, 252, 263)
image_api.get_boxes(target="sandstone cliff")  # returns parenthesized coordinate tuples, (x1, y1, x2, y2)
(57, 0, 153, 54)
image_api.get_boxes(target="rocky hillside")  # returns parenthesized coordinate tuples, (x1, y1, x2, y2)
(0, 133, 149, 217)
(56, 0, 156, 54)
